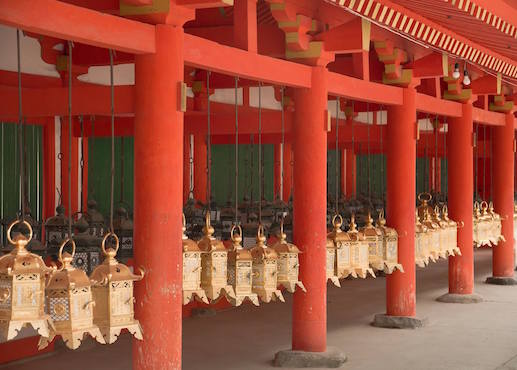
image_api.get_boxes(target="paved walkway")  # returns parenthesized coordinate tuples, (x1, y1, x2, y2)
(3, 249, 517, 370)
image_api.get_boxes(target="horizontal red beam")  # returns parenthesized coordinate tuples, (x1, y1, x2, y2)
(473, 107, 506, 126)
(0, 0, 155, 54)
(415, 93, 462, 118)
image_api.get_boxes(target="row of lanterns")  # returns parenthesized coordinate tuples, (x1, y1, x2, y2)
(473, 200, 504, 247)
(182, 213, 306, 307)
(0, 220, 143, 349)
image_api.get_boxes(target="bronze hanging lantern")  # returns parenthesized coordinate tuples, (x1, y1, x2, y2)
(227, 225, 259, 306)
(421, 209, 441, 261)
(44, 205, 70, 249)
(0, 220, 53, 341)
(270, 221, 306, 293)
(417, 192, 434, 221)
(441, 205, 461, 256)
(38, 238, 105, 350)
(72, 215, 101, 275)
(473, 201, 482, 247)
(325, 230, 341, 287)
(327, 214, 354, 280)
(346, 215, 375, 278)
(181, 214, 208, 305)
(113, 205, 133, 259)
(250, 225, 284, 303)
(415, 210, 431, 267)
(375, 210, 403, 273)
(197, 213, 235, 302)
(431, 205, 449, 259)
(90, 233, 144, 344)
(360, 213, 384, 272)
(84, 200, 106, 238)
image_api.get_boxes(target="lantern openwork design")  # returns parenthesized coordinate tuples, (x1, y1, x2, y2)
(84, 200, 106, 238)
(39, 239, 105, 350)
(327, 214, 354, 280)
(197, 213, 235, 302)
(415, 210, 431, 267)
(44, 205, 69, 249)
(113, 205, 134, 259)
(181, 215, 208, 305)
(227, 225, 259, 306)
(270, 221, 306, 293)
(0, 220, 53, 341)
(72, 217, 101, 275)
(250, 225, 284, 303)
(441, 205, 461, 257)
(473, 201, 503, 247)
(421, 209, 441, 261)
(375, 210, 403, 274)
(431, 205, 450, 259)
(90, 233, 144, 344)
(360, 213, 384, 272)
(346, 215, 375, 278)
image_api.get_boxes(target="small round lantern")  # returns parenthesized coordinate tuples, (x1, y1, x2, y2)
(38, 239, 105, 350)
(250, 225, 284, 303)
(90, 233, 144, 344)
(197, 213, 235, 302)
(0, 220, 53, 341)
(327, 214, 355, 280)
(181, 214, 208, 305)
(227, 225, 259, 306)
(346, 215, 375, 278)
(376, 210, 403, 274)
(270, 221, 306, 293)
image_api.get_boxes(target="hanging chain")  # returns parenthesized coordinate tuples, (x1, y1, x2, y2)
(258, 82, 262, 224)
(16, 30, 26, 222)
(380, 106, 384, 204)
(443, 116, 447, 201)
(335, 98, 339, 215)
(483, 125, 487, 200)
(67, 40, 73, 237)
(120, 136, 125, 203)
(89, 115, 95, 199)
(109, 49, 115, 233)
(79, 115, 84, 213)
(234, 76, 239, 225)
(351, 102, 355, 200)
(206, 71, 211, 212)
(490, 126, 493, 201)
(434, 115, 438, 193)
(474, 123, 479, 201)
(367, 103, 371, 204)
(280, 87, 285, 202)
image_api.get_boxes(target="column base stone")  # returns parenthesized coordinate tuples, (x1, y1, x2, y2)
(486, 276, 517, 285)
(273, 347, 346, 368)
(371, 313, 428, 329)
(436, 293, 483, 304)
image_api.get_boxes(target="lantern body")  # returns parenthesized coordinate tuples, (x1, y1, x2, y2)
(44, 205, 69, 250)
(72, 230, 101, 275)
(347, 217, 375, 279)
(441, 206, 461, 256)
(197, 214, 235, 302)
(0, 221, 52, 341)
(360, 215, 384, 272)
(415, 211, 431, 267)
(90, 235, 144, 344)
(431, 207, 449, 259)
(376, 212, 403, 273)
(270, 226, 306, 293)
(473, 202, 482, 247)
(327, 215, 354, 280)
(421, 210, 441, 261)
(250, 227, 284, 303)
(325, 239, 340, 287)
(39, 247, 105, 350)
(113, 206, 134, 259)
(488, 202, 504, 246)
(84, 200, 106, 238)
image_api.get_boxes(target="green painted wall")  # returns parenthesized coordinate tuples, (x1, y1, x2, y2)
(356, 154, 387, 200)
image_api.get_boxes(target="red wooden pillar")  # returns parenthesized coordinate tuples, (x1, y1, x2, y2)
(374, 87, 423, 327)
(193, 132, 207, 203)
(441, 103, 481, 301)
(344, 147, 356, 199)
(291, 66, 328, 352)
(233, 0, 257, 52)
(283, 141, 293, 201)
(133, 24, 184, 370)
(487, 112, 516, 284)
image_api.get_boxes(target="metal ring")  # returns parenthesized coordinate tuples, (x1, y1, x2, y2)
(58, 238, 76, 262)
(101, 232, 120, 256)
(231, 225, 242, 241)
(6, 220, 33, 245)
(57, 152, 64, 160)
(480, 201, 488, 210)
(182, 213, 187, 228)
(257, 224, 265, 238)
(332, 214, 343, 227)
(417, 192, 432, 202)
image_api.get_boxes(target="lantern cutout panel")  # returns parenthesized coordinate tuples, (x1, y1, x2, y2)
(488, 201, 504, 246)
(327, 214, 354, 280)
(181, 215, 208, 305)
(421, 209, 441, 262)
(271, 222, 306, 293)
(347, 215, 375, 279)
(90, 233, 144, 344)
(227, 225, 259, 307)
(375, 210, 403, 274)
(250, 225, 284, 303)
(39, 239, 105, 350)
(415, 210, 431, 267)
(44, 205, 70, 249)
(431, 205, 449, 259)
(0, 221, 53, 341)
(197, 213, 235, 302)
(441, 206, 461, 257)
(72, 217, 101, 275)
(360, 213, 384, 272)
(113, 206, 134, 259)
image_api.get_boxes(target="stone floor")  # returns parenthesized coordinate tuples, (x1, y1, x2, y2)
(3, 249, 517, 370)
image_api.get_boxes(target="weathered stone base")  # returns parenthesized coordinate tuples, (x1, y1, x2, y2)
(486, 276, 517, 285)
(273, 347, 346, 368)
(436, 293, 483, 304)
(371, 313, 428, 329)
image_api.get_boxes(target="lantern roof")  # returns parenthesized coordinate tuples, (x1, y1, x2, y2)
(327, 214, 352, 243)
(90, 249, 143, 284)
(250, 226, 278, 261)
(271, 224, 300, 254)
(47, 252, 91, 290)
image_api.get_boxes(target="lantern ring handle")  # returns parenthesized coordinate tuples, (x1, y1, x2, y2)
(417, 192, 432, 203)
(101, 232, 120, 256)
(182, 213, 187, 228)
(442, 204, 448, 213)
(205, 212, 211, 227)
(332, 214, 343, 228)
(231, 225, 243, 241)
(257, 224, 265, 238)
(480, 201, 489, 211)
(7, 220, 33, 245)
(58, 238, 76, 262)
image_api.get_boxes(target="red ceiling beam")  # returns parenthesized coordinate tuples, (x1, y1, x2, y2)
(0, 0, 155, 54)
(473, 107, 506, 126)
(415, 93, 462, 118)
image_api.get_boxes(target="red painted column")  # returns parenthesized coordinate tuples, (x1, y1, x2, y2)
(292, 66, 328, 352)
(491, 112, 515, 278)
(447, 103, 474, 294)
(233, 0, 257, 52)
(345, 148, 356, 199)
(133, 24, 184, 370)
(386, 87, 416, 317)
(193, 132, 207, 203)
(283, 141, 293, 201)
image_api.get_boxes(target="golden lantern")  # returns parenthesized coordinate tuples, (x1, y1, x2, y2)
(0, 220, 53, 341)
(181, 215, 208, 305)
(487, 201, 504, 246)
(326, 235, 341, 287)
(360, 213, 384, 272)
(375, 210, 403, 274)
(421, 209, 442, 261)
(417, 192, 434, 221)
(227, 225, 259, 306)
(473, 201, 482, 247)
(270, 221, 306, 293)
(89, 233, 144, 344)
(431, 205, 449, 259)
(250, 225, 284, 303)
(346, 215, 375, 278)
(441, 205, 461, 256)
(327, 214, 355, 280)
(38, 238, 105, 350)
(197, 213, 235, 302)
(415, 210, 431, 267)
